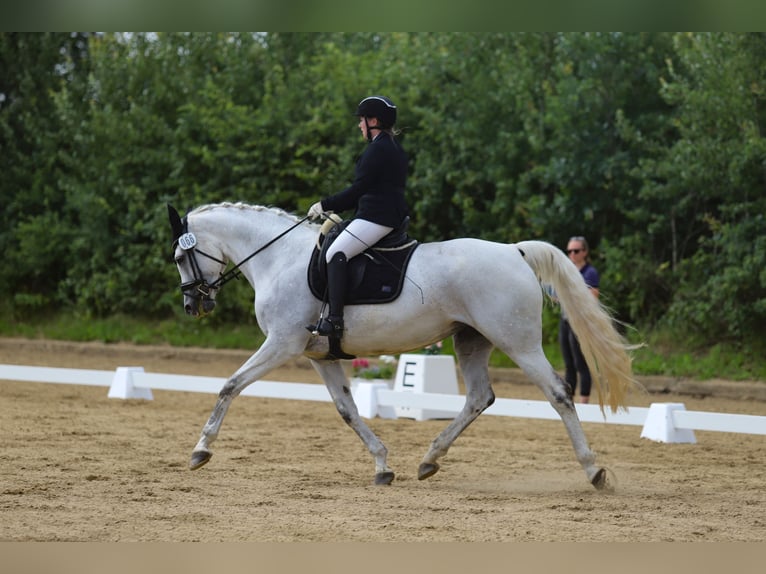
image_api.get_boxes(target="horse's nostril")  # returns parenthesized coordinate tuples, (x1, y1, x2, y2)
(202, 300, 217, 314)
(184, 304, 195, 315)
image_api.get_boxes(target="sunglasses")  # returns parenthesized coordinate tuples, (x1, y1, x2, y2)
(566, 249, 583, 254)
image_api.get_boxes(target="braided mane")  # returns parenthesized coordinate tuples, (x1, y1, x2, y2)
(189, 202, 302, 222)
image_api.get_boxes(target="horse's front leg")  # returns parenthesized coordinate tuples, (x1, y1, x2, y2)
(189, 338, 301, 470)
(311, 360, 395, 485)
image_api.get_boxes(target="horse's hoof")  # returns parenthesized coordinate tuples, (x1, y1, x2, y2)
(189, 450, 212, 470)
(590, 468, 616, 492)
(418, 462, 440, 480)
(374, 471, 395, 485)
(590, 468, 608, 490)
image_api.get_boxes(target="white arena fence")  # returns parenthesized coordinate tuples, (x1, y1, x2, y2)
(1, 353, 765, 444)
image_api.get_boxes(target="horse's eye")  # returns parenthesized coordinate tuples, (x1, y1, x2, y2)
(175, 255, 185, 265)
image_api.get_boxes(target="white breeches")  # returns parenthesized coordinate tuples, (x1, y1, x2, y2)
(325, 219, 394, 262)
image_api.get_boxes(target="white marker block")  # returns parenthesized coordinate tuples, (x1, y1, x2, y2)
(393, 354, 459, 420)
(351, 379, 396, 419)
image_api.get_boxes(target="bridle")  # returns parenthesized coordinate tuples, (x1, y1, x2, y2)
(173, 229, 225, 306)
(172, 212, 310, 308)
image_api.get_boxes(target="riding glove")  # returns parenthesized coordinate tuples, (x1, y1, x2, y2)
(308, 201, 324, 219)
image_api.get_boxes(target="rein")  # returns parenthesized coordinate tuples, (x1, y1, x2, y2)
(175, 213, 310, 300)
(208, 214, 311, 290)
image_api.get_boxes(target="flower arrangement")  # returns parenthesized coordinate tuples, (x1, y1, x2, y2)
(423, 341, 443, 355)
(352, 355, 397, 380)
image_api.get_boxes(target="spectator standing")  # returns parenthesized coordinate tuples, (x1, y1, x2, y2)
(558, 236, 600, 404)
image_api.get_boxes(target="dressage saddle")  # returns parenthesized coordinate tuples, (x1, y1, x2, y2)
(307, 217, 418, 306)
(307, 217, 418, 360)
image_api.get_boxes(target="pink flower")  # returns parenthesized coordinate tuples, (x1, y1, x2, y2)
(352, 358, 370, 371)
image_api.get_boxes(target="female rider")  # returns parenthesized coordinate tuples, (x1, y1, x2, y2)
(307, 95, 410, 337)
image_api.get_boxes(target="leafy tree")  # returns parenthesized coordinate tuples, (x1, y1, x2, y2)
(653, 33, 766, 341)
(2, 32, 765, 350)
(0, 32, 91, 313)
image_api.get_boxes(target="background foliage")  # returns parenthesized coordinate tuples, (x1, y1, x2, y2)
(1, 32, 765, 354)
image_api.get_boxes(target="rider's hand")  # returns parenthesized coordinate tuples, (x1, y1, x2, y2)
(307, 201, 324, 219)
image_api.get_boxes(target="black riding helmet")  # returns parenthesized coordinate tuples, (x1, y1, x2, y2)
(355, 95, 397, 129)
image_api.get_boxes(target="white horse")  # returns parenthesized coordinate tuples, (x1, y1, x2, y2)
(168, 202, 638, 489)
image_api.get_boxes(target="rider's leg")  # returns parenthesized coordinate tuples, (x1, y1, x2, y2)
(315, 251, 348, 336)
(314, 219, 393, 337)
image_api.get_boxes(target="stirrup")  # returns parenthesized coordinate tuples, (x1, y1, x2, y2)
(306, 316, 344, 336)
(314, 316, 344, 337)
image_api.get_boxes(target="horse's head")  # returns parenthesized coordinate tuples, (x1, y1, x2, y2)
(168, 204, 227, 317)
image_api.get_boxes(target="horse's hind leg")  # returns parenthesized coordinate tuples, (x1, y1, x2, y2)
(312, 360, 395, 485)
(511, 349, 610, 490)
(418, 327, 496, 480)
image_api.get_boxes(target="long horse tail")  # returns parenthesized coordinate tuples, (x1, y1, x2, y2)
(515, 240, 641, 413)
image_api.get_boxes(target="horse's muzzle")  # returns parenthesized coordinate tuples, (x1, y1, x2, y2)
(180, 279, 218, 317)
(185, 298, 217, 316)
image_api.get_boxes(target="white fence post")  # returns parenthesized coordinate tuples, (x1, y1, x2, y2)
(108, 367, 153, 400)
(640, 403, 696, 443)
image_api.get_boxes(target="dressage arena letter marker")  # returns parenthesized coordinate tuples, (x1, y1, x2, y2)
(393, 354, 459, 420)
(402, 361, 417, 387)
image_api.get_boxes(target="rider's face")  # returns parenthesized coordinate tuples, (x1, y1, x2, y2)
(358, 116, 379, 139)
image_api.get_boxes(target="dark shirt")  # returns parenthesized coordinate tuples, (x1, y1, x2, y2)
(580, 263, 600, 289)
(320, 133, 409, 228)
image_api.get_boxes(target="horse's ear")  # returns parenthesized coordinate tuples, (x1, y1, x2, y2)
(167, 204, 184, 240)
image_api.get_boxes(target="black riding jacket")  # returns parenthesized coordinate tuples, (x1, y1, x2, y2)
(320, 132, 409, 228)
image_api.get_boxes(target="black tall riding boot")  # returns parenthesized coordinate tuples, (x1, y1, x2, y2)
(314, 252, 347, 337)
